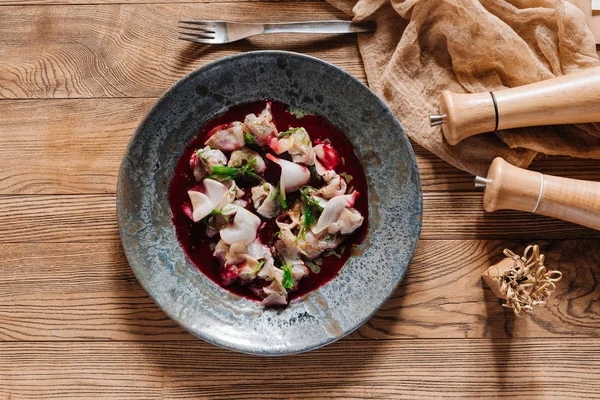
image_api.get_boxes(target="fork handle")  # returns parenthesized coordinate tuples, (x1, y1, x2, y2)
(263, 21, 375, 34)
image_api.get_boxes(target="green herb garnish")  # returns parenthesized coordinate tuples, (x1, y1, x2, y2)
(244, 132, 254, 144)
(281, 264, 294, 289)
(208, 158, 261, 181)
(339, 172, 353, 184)
(298, 186, 324, 237)
(304, 258, 321, 274)
(272, 184, 287, 209)
(323, 249, 342, 259)
(278, 127, 302, 138)
(253, 260, 265, 274)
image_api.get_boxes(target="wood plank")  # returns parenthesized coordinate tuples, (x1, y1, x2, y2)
(1, 193, 597, 243)
(0, 99, 152, 194)
(1, 339, 599, 399)
(2, 98, 600, 194)
(0, 242, 191, 340)
(0, 240, 598, 341)
(0, 194, 119, 242)
(0, 3, 364, 99)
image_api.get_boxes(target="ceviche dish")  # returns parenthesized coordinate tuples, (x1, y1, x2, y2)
(169, 101, 368, 306)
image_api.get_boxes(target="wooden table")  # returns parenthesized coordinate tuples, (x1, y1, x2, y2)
(1, 1, 599, 398)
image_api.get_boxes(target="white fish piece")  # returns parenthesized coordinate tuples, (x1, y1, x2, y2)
(251, 183, 282, 219)
(314, 143, 340, 170)
(227, 241, 248, 265)
(269, 128, 315, 165)
(291, 263, 309, 282)
(314, 191, 360, 234)
(243, 102, 278, 146)
(338, 207, 364, 235)
(213, 239, 230, 265)
(187, 178, 229, 222)
(228, 148, 267, 173)
(190, 147, 228, 182)
(258, 258, 283, 283)
(238, 260, 263, 281)
(296, 229, 343, 259)
(204, 122, 245, 151)
(247, 237, 272, 260)
(266, 154, 310, 193)
(191, 146, 228, 181)
(318, 174, 347, 199)
(219, 206, 262, 245)
(261, 280, 288, 306)
(275, 202, 302, 230)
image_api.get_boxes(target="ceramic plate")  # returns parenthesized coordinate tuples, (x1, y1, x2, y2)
(117, 51, 422, 355)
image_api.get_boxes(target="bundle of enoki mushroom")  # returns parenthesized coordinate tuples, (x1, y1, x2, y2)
(482, 245, 562, 316)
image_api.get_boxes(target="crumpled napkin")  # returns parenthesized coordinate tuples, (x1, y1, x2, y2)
(326, 0, 600, 175)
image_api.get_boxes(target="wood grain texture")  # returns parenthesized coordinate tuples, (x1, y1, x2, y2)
(2, 99, 600, 194)
(1, 339, 600, 399)
(0, 99, 152, 194)
(0, 240, 598, 341)
(0, 3, 364, 99)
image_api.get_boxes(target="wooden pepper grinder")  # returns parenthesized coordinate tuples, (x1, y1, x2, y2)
(476, 158, 600, 231)
(429, 66, 600, 145)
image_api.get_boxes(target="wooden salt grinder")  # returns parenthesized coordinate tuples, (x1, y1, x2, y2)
(475, 157, 600, 231)
(430, 66, 600, 145)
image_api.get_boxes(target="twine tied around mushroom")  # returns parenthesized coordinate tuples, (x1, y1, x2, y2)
(482, 245, 562, 317)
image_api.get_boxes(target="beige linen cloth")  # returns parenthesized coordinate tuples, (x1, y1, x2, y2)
(326, 0, 600, 175)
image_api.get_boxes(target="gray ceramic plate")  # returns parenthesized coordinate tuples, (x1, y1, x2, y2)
(117, 51, 422, 355)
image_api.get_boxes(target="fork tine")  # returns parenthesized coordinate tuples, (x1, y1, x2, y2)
(179, 20, 216, 27)
(179, 37, 214, 44)
(178, 32, 215, 40)
(178, 25, 215, 33)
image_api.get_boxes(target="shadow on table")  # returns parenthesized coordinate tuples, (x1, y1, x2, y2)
(132, 330, 385, 397)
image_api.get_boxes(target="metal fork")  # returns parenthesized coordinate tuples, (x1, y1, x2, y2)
(178, 20, 376, 44)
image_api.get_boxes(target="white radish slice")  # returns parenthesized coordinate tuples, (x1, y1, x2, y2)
(188, 190, 213, 222)
(266, 154, 310, 193)
(203, 179, 229, 205)
(187, 179, 229, 222)
(314, 191, 360, 234)
(220, 206, 262, 245)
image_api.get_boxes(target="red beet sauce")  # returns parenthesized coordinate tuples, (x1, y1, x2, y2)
(169, 101, 369, 302)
